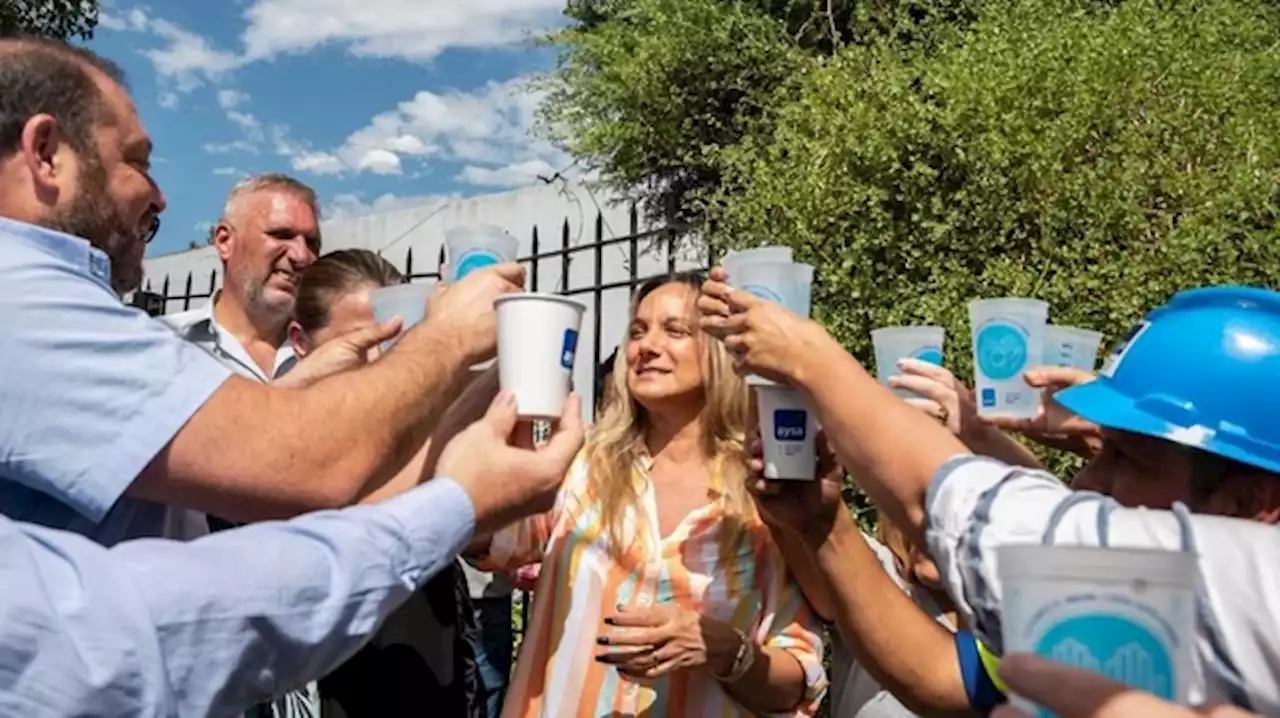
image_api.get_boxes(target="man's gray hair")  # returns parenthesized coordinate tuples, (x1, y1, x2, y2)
(221, 172, 320, 223)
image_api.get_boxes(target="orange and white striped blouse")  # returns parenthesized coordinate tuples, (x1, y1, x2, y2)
(480, 450, 828, 718)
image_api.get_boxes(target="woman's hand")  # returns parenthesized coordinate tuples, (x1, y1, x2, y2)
(887, 358, 980, 439)
(595, 604, 741, 680)
(697, 268, 835, 386)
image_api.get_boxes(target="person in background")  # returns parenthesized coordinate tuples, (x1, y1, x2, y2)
(162, 172, 323, 718)
(475, 272, 826, 717)
(289, 249, 490, 718)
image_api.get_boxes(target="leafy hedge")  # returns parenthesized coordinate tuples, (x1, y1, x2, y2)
(710, 0, 1280, 399)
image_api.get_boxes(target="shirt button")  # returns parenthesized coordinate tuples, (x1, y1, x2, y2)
(638, 596, 651, 607)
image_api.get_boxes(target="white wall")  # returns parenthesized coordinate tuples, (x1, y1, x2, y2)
(141, 181, 708, 418)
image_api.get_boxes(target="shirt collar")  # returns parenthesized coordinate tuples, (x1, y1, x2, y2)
(189, 290, 297, 381)
(0, 217, 112, 288)
(631, 443, 727, 499)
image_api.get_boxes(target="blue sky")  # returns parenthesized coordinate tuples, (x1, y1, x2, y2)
(87, 1, 570, 257)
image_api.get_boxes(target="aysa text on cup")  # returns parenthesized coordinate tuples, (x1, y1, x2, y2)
(496, 293, 587, 419)
(754, 384, 817, 480)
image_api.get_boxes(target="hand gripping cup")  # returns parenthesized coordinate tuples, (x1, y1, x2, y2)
(997, 544, 1198, 716)
(495, 293, 587, 419)
(754, 383, 817, 480)
(731, 261, 815, 388)
(722, 246, 794, 285)
(369, 280, 437, 351)
(1044, 325, 1104, 372)
(968, 298, 1049, 419)
(445, 224, 519, 283)
(871, 326, 946, 399)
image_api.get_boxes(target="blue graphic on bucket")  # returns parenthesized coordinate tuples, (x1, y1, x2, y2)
(912, 347, 944, 366)
(560, 329, 579, 370)
(975, 322, 1029, 381)
(981, 387, 997, 408)
(1033, 614, 1174, 718)
(742, 284, 784, 304)
(453, 249, 501, 280)
(774, 409, 807, 442)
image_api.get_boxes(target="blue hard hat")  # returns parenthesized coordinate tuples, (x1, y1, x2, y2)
(1055, 285, 1280, 474)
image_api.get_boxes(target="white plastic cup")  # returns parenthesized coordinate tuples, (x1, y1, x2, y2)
(496, 293, 587, 419)
(754, 384, 817, 481)
(369, 281, 437, 350)
(1044, 325, 1104, 372)
(997, 544, 1199, 713)
(732, 261, 815, 318)
(722, 246, 794, 285)
(445, 224, 519, 282)
(871, 326, 946, 399)
(968, 298, 1049, 419)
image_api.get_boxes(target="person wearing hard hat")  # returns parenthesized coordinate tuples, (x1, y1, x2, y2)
(698, 280, 1280, 715)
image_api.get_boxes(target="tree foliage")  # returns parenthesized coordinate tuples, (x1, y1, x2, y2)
(0, 0, 99, 41)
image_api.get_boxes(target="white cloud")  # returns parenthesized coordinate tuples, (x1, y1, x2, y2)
(98, 12, 127, 31)
(194, 220, 215, 233)
(291, 151, 345, 175)
(326, 192, 458, 222)
(238, 0, 562, 63)
(296, 76, 565, 184)
(143, 17, 245, 92)
(217, 89, 247, 109)
(226, 110, 260, 130)
(127, 7, 148, 30)
(355, 149, 402, 175)
(457, 158, 556, 188)
(203, 139, 260, 155)
(212, 167, 242, 176)
(157, 92, 180, 110)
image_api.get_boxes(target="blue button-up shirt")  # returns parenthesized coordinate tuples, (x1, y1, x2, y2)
(0, 218, 232, 544)
(0, 475, 477, 717)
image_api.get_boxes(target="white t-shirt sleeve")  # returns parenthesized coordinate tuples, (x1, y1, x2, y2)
(924, 455, 1280, 714)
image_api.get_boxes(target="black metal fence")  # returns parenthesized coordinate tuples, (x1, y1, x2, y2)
(134, 206, 709, 410)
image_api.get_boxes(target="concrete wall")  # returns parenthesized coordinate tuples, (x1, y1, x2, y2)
(141, 182, 708, 418)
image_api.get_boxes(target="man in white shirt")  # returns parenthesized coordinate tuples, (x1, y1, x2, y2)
(698, 278, 1280, 714)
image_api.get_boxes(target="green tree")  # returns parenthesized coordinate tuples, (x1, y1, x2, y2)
(710, 0, 1280, 472)
(541, 0, 1007, 225)
(0, 0, 100, 40)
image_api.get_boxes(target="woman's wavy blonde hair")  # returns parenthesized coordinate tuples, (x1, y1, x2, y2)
(586, 272, 756, 557)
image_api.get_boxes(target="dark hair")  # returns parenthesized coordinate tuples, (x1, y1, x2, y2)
(0, 38, 128, 159)
(294, 249, 405, 334)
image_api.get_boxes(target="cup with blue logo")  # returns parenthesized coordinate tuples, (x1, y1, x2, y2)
(1044, 325, 1104, 372)
(968, 298, 1049, 419)
(731, 261, 814, 321)
(369, 280, 438, 352)
(495, 293, 587, 419)
(871, 326, 945, 401)
(997, 544, 1198, 716)
(754, 383, 818, 480)
(722, 246, 793, 284)
(445, 224, 519, 283)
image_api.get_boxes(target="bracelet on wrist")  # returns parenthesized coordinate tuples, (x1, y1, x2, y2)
(711, 627, 755, 684)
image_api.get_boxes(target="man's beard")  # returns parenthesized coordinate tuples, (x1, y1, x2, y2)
(45, 152, 142, 295)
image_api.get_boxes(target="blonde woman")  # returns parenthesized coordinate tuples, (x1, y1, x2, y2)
(474, 272, 826, 717)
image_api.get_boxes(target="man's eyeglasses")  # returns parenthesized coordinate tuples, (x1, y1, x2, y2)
(143, 216, 160, 244)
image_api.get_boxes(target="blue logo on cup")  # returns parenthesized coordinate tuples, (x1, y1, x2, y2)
(774, 409, 807, 442)
(912, 347, 944, 366)
(742, 284, 784, 304)
(981, 387, 997, 407)
(560, 328, 578, 370)
(453, 249, 501, 280)
(1034, 614, 1175, 717)
(975, 323, 1029, 381)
